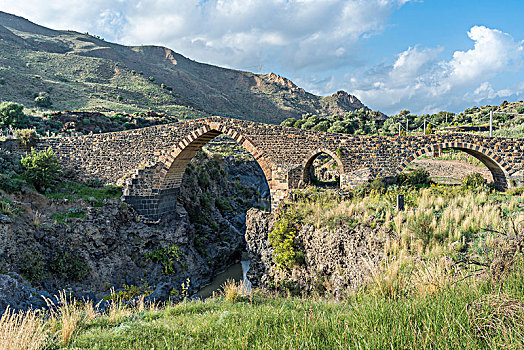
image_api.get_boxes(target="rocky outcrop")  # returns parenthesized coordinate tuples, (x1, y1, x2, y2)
(0, 148, 269, 309)
(245, 208, 387, 298)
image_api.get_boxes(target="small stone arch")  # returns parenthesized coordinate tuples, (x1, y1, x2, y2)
(301, 148, 344, 186)
(396, 142, 512, 190)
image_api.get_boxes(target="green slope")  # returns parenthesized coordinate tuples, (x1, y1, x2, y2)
(0, 11, 368, 123)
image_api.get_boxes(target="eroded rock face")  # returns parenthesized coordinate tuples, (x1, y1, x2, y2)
(245, 208, 387, 298)
(0, 151, 269, 309)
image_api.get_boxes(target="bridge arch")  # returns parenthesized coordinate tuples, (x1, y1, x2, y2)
(396, 142, 512, 190)
(301, 148, 344, 186)
(156, 122, 273, 191)
(122, 122, 276, 219)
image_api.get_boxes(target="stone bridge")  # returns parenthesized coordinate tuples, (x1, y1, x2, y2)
(33, 116, 524, 219)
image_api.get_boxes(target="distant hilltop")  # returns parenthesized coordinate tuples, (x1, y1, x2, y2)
(0, 11, 374, 124)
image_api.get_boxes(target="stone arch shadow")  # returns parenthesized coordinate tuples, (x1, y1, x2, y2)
(123, 122, 274, 219)
(301, 148, 345, 186)
(396, 142, 512, 190)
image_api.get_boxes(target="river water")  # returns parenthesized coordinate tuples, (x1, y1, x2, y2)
(197, 254, 252, 298)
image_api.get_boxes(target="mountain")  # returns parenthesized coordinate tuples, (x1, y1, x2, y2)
(0, 11, 370, 124)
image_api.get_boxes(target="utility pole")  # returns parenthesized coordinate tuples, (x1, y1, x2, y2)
(423, 119, 427, 135)
(489, 110, 493, 137)
(399, 120, 401, 136)
(445, 112, 448, 125)
(406, 118, 408, 135)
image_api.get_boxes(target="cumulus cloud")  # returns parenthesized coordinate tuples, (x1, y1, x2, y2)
(0, 0, 409, 72)
(348, 26, 524, 114)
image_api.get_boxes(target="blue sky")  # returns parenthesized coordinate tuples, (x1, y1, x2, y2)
(1, 0, 523, 115)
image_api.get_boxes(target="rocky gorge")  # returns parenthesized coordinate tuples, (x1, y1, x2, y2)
(0, 139, 270, 312)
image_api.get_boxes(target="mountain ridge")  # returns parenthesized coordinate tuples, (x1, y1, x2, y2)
(0, 11, 372, 123)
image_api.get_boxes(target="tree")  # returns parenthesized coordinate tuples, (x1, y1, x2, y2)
(311, 120, 331, 132)
(425, 122, 434, 135)
(34, 92, 52, 108)
(21, 147, 61, 192)
(0, 102, 29, 128)
(280, 118, 297, 127)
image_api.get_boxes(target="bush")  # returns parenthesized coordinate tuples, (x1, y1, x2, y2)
(0, 174, 26, 193)
(215, 197, 233, 213)
(34, 93, 52, 108)
(462, 173, 487, 189)
(21, 147, 62, 192)
(397, 169, 432, 186)
(48, 249, 89, 281)
(0, 149, 22, 174)
(425, 122, 434, 135)
(0, 102, 29, 128)
(15, 129, 39, 148)
(268, 211, 304, 269)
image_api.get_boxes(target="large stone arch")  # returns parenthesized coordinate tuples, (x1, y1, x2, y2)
(396, 142, 512, 190)
(301, 148, 344, 186)
(157, 122, 273, 192)
(123, 122, 275, 219)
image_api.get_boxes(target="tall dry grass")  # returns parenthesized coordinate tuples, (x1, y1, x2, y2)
(221, 279, 251, 302)
(44, 291, 94, 346)
(0, 307, 49, 350)
(292, 186, 524, 259)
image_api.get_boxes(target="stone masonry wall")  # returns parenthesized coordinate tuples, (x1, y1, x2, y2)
(2, 116, 522, 218)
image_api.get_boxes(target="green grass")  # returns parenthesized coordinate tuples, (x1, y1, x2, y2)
(62, 263, 524, 349)
(46, 181, 122, 206)
(51, 208, 86, 224)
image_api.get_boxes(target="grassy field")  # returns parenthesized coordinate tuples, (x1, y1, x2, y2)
(2, 185, 524, 349)
(2, 261, 524, 349)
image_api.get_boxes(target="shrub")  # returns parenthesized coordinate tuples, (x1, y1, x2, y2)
(397, 169, 432, 186)
(0, 149, 22, 174)
(215, 197, 233, 213)
(49, 249, 89, 281)
(145, 244, 182, 275)
(15, 129, 39, 148)
(268, 211, 304, 269)
(0, 102, 29, 128)
(21, 147, 62, 192)
(425, 122, 434, 135)
(407, 211, 434, 248)
(462, 173, 487, 189)
(0, 174, 26, 193)
(34, 93, 52, 108)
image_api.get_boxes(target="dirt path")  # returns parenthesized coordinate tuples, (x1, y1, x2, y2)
(409, 158, 492, 185)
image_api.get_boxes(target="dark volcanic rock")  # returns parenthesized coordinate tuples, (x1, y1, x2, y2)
(245, 208, 387, 298)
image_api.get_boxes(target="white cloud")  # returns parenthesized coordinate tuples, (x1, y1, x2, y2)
(0, 0, 410, 72)
(447, 26, 523, 84)
(347, 26, 524, 114)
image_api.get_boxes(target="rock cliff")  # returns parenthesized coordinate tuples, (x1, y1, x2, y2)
(245, 208, 387, 298)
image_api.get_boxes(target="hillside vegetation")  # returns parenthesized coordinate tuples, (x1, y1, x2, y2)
(282, 100, 524, 137)
(0, 11, 368, 124)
